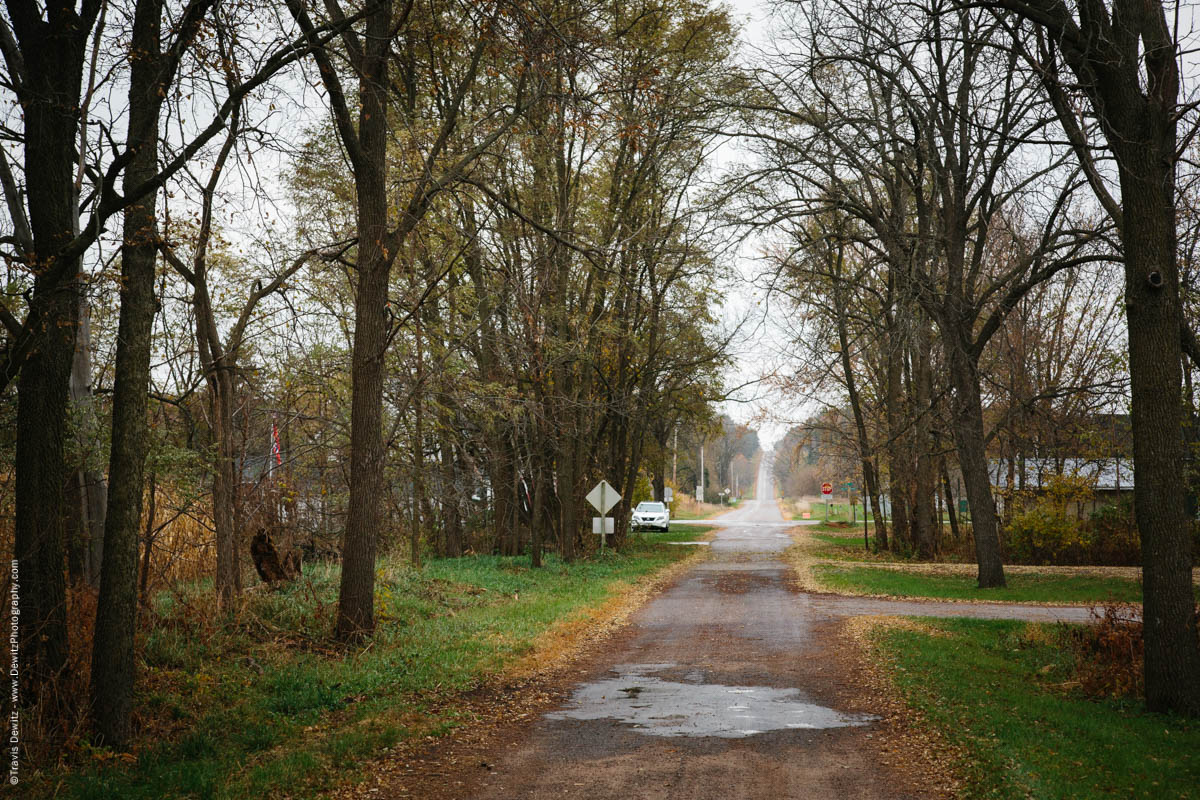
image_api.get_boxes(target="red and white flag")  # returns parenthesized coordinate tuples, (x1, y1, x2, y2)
(271, 422, 282, 466)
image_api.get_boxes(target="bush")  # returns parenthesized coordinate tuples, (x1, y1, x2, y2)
(1006, 506, 1088, 565)
(1065, 604, 1144, 700)
(1086, 501, 1141, 566)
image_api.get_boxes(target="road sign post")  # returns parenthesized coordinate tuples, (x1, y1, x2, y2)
(586, 480, 622, 550)
(821, 482, 832, 521)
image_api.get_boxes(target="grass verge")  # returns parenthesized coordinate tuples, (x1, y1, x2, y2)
(858, 617, 1200, 799)
(31, 540, 697, 800)
(643, 523, 717, 542)
(811, 563, 1150, 604)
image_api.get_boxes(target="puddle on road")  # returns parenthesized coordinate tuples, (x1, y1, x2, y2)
(547, 663, 877, 738)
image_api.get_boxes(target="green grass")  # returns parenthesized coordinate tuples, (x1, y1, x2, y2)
(807, 532, 879, 560)
(35, 541, 693, 800)
(812, 563, 1151, 604)
(870, 618, 1200, 798)
(633, 523, 716, 542)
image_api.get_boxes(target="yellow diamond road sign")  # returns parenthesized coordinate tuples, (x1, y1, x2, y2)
(586, 480, 621, 515)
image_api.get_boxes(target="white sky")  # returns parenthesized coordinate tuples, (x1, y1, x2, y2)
(715, 0, 800, 450)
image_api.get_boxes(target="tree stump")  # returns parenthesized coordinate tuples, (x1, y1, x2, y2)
(250, 528, 302, 584)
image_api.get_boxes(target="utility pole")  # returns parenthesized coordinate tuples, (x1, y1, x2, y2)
(697, 441, 705, 503)
(673, 425, 678, 486)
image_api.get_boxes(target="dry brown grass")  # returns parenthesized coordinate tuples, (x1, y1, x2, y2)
(1064, 603, 1146, 700)
(673, 493, 729, 520)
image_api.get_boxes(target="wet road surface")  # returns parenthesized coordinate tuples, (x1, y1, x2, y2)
(468, 458, 928, 799)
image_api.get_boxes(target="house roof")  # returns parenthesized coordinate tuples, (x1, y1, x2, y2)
(987, 457, 1133, 491)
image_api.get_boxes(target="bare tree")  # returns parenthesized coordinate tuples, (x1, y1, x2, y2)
(986, 0, 1200, 715)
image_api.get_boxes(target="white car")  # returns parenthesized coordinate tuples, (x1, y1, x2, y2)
(632, 501, 670, 532)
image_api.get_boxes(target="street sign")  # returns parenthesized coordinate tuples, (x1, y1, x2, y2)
(821, 482, 833, 496)
(586, 480, 621, 515)
(664, 487, 674, 503)
(592, 517, 614, 534)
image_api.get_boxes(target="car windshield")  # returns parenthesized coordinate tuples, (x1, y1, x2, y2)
(636, 502, 665, 512)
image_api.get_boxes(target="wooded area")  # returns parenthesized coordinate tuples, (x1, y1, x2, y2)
(735, 0, 1200, 716)
(0, 0, 747, 754)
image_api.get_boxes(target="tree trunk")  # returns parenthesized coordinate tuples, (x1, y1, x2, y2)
(1119, 147, 1200, 714)
(66, 298, 106, 587)
(11, 9, 93, 707)
(884, 344, 908, 553)
(490, 438, 517, 555)
(557, 412, 578, 562)
(834, 270, 887, 548)
(439, 434, 463, 558)
(210, 367, 241, 603)
(942, 460, 961, 541)
(912, 326, 937, 560)
(335, 0, 392, 642)
(91, 0, 167, 747)
(945, 341, 1006, 588)
(138, 471, 157, 608)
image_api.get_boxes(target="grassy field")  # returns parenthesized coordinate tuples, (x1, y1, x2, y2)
(811, 563, 1152, 604)
(865, 617, 1200, 799)
(32, 532, 702, 800)
(672, 497, 734, 520)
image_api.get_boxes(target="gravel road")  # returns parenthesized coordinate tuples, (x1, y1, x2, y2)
(464, 459, 949, 800)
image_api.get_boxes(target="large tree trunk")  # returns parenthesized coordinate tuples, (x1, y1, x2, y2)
(11, 8, 93, 707)
(1119, 148, 1200, 714)
(334, 0, 393, 642)
(945, 340, 1006, 588)
(91, 0, 167, 746)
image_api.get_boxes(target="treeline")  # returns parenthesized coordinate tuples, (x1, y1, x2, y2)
(737, 0, 1200, 715)
(0, 0, 742, 750)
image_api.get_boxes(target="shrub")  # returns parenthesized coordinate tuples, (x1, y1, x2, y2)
(1006, 506, 1088, 564)
(1086, 501, 1140, 566)
(1065, 604, 1144, 700)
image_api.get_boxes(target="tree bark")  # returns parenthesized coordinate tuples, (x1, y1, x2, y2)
(833, 259, 887, 547)
(1119, 147, 1200, 714)
(66, 298, 106, 587)
(91, 0, 167, 746)
(331, 0, 393, 642)
(946, 339, 1006, 587)
(884, 342, 908, 553)
(9, 0, 96, 706)
(210, 367, 241, 603)
(913, 325, 938, 560)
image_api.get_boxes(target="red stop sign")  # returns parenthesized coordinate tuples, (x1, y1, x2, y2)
(821, 482, 833, 495)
